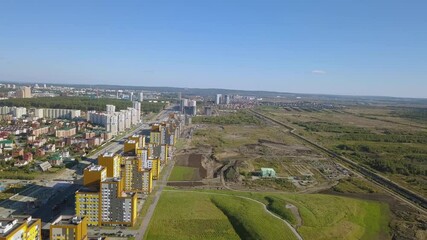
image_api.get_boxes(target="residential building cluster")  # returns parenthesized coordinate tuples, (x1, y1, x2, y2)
(87, 102, 141, 136)
(75, 113, 182, 228)
(0, 216, 41, 240)
(215, 93, 232, 105)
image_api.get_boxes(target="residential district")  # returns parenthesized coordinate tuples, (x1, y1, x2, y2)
(0, 83, 260, 240)
(0, 85, 189, 240)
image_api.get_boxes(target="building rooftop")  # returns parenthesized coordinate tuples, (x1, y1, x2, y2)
(103, 177, 121, 183)
(102, 152, 115, 157)
(261, 168, 275, 171)
(0, 216, 37, 237)
(86, 165, 105, 172)
(76, 187, 99, 194)
(51, 215, 84, 226)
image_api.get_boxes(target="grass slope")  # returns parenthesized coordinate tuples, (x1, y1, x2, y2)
(145, 190, 390, 240)
(272, 194, 390, 240)
(168, 166, 199, 181)
(144, 191, 240, 240)
(144, 191, 297, 240)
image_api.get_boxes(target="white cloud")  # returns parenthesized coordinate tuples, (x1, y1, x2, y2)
(311, 70, 326, 75)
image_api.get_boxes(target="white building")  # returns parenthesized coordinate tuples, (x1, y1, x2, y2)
(87, 111, 118, 136)
(216, 94, 222, 105)
(12, 107, 27, 118)
(34, 108, 44, 118)
(132, 101, 141, 122)
(43, 108, 81, 119)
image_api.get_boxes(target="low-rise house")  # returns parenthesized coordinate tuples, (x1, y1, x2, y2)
(56, 127, 77, 138)
(33, 138, 47, 148)
(44, 144, 56, 153)
(12, 148, 24, 158)
(23, 152, 33, 162)
(38, 161, 52, 171)
(27, 135, 37, 142)
(14, 159, 30, 167)
(0, 139, 13, 151)
(49, 154, 63, 167)
(0, 154, 12, 161)
(55, 139, 65, 148)
(87, 137, 102, 148)
(84, 132, 96, 139)
(36, 148, 46, 157)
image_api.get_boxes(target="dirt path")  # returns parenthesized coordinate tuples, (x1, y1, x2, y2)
(164, 189, 304, 240)
(286, 204, 302, 229)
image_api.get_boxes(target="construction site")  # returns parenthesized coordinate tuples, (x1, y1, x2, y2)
(168, 117, 351, 192)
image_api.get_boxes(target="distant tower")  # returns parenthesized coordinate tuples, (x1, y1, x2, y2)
(16, 86, 32, 98)
(130, 92, 134, 101)
(178, 92, 182, 101)
(139, 92, 144, 102)
(216, 94, 222, 105)
(116, 91, 119, 99)
(132, 101, 141, 122)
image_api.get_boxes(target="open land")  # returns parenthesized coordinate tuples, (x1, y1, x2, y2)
(257, 106, 427, 198)
(158, 109, 427, 239)
(145, 190, 390, 240)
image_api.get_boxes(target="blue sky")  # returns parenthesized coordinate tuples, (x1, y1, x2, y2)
(0, 0, 426, 98)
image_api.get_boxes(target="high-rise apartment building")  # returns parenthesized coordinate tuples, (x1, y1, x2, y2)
(100, 178, 137, 226)
(132, 101, 141, 123)
(123, 157, 152, 194)
(106, 105, 115, 115)
(42, 109, 81, 119)
(76, 165, 137, 227)
(98, 152, 121, 178)
(216, 94, 222, 105)
(0, 216, 41, 240)
(16, 86, 32, 98)
(50, 215, 88, 240)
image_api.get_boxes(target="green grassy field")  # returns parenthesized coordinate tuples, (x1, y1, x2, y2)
(144, 191, 240, 240)
(276, 194, 390, 240)
(144, 190, 390, 240)
(168, 166, 199, 181)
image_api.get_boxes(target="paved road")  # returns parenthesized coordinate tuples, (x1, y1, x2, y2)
(135, 159, 175, 240)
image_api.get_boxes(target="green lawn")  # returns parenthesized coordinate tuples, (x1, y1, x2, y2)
(145, 190, 390, 240)
(274, 194, 390, 240)
(144, 191, 241, 240)
(168, 166, 199, 181)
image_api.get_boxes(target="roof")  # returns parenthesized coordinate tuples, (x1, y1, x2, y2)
(50, 154, 61, 161)
(85, 165, 105, 172)
(0, 140, 13, 144)
(39, 162, 52, 171)
(51, 215, 84, 226)
(102, 152, 115, 157)
(261, 168, 275, 172)
(0, 216, 38, 237)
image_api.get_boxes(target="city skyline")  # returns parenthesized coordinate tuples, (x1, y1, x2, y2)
(0, 0, 426, 98)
